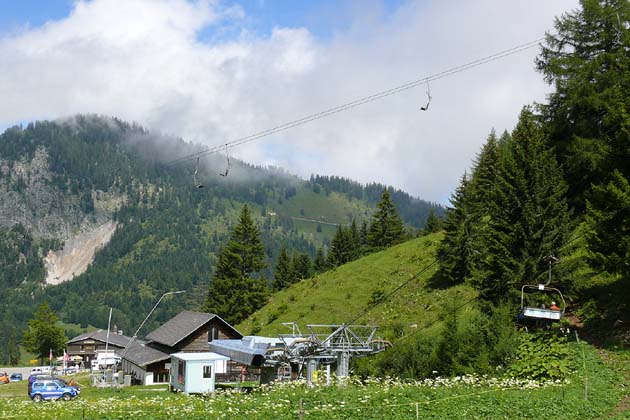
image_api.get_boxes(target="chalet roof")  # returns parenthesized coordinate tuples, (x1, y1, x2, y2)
(122, 342, 170, 367)
(66, 329, 134, 348)
(146, 311, 242, 348)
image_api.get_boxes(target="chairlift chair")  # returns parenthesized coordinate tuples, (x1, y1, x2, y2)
(420, 79, 432, 111)
(219, 144, 230, 177)
(518, 283, 566, 322)
(192, 157, 204, 188)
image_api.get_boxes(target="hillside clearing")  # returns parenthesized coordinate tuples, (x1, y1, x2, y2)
(238, 233, 476, 339)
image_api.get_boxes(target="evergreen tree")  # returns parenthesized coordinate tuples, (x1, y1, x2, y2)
(328, 226, 355, 267)
(537, 0, 630, 209)
(205, 205, 268, 325)
(423, 209, 442, 234)
(22, 303, 67, 363)
(292, 252, 313, 280)
(349, 219, 361, 258)
(367, 189, 405, 248)
(471, 109, 572, 302)
(273, 247, 294, 290)
(314, 248, 327, 273)
(586, 170, 630, 277)
(7, 329, 20, 366)
(436, 173, 473, 285)
(359, 221, 369, 247)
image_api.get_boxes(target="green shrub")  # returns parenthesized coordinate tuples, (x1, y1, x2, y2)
(507, 332, 574, 380)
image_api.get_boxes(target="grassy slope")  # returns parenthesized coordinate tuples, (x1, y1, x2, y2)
(238, 233, 477, 338)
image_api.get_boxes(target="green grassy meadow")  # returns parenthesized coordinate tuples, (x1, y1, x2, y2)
(238, 233, 477, 339)
(0, 342, 627, 419)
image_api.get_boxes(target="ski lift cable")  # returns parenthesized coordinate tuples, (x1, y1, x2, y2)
(345, 260, 439, 326)
(395, 296, 479, 345)
(165, 38, 544, 167)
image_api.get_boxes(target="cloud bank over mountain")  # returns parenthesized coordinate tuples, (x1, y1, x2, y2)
(0, 0, 578, 202)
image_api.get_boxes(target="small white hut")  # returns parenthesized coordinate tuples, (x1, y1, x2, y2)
(169, 352, 229, 394)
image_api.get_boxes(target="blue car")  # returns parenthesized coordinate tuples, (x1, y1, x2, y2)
(30, 380, 79, 402)
(9, 373, 22, 382)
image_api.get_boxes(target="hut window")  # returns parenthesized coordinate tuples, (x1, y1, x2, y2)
(178, 360, 185, 384)
(203, 365, 212, 379)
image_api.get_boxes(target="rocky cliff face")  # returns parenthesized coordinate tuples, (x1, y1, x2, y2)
(43, 220, 118, 285)
(0, 146, 124, 284)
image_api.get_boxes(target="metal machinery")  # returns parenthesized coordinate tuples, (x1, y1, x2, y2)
(267, 322, 391, 381)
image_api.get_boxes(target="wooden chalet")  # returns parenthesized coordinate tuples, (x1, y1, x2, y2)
(66, 327, 132, 366)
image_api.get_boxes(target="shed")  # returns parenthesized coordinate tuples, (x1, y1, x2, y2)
(170, 352, 229, 394)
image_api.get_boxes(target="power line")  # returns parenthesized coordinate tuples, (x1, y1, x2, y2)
(166, 38, 544, 167)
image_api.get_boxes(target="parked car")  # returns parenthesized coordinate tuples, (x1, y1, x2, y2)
(9, 373, 23, 382)
(29, 366, 51, 375)
(30, 380, 80, 402)
(63, 365, 79, 375)
(27, 374, 54, 395)
(0, 373, 9, 384)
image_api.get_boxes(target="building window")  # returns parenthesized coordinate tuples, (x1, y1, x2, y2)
(208, 326, 219, 342)
(80, 345, 85, 352)
(203, 365, 212, 379)
(178, 360, 185, 385)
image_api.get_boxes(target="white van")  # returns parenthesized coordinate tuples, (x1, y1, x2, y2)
(30, 366, 51, 375)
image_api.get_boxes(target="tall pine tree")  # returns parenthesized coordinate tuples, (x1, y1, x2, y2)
(470, 109, 572, 302)
(367, 189, 405, 248)
(292, 252, 313, 281)
(314, 247, 327, 273)
(537, 0, 630, 209)
(586, 170, 630, 278)
(328, 226, 355, 267)
(272, 247, 294, 291)
(436, 173, 473, 286)
(205, 205, 268, 325)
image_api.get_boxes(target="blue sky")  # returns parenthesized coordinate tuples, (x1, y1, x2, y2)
(0, 0, 74, 31)
(0, 0, 578, 202)
(1, 0, 405, 40)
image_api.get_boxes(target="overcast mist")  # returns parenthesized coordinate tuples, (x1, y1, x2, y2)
(0, 0, 579, 203)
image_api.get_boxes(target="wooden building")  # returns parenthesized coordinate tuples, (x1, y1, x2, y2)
(121, 311, 242, 385)
(66, 328, 133, 366)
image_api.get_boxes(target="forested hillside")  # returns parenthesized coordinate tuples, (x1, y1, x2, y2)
(435, 0, 630, 346)
(0, 116, 442, 363)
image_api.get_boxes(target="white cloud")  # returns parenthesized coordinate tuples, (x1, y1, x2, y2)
(0, 0, 578, 203)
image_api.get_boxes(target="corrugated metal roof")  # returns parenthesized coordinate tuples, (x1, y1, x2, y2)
(123, 342, 170, 367)
(145, 311, 242, 347)
(171, 352, 229, 361)
(208, 339, 267, 367)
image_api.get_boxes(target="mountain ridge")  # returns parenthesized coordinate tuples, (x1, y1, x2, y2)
(0, 115, 444, 352)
